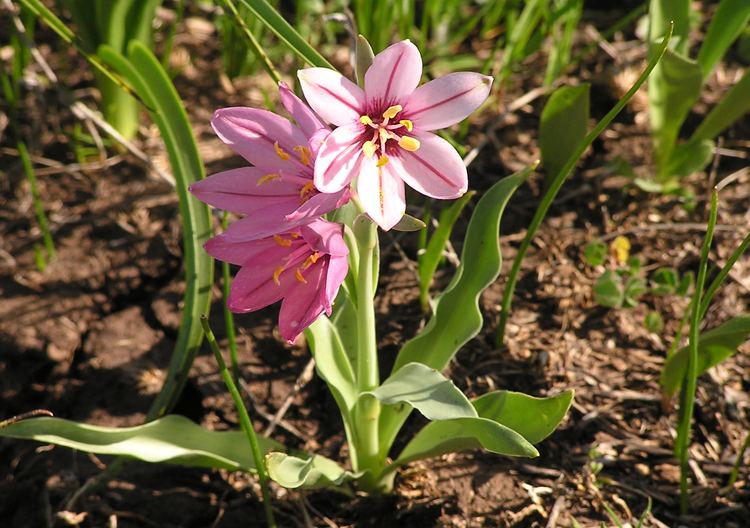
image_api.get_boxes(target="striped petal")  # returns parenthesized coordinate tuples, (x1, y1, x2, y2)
(406, 73, 493, 131)
(298, 68, 366, 126)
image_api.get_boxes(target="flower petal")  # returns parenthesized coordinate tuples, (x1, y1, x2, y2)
(285, 189, 349, 225)
(211, 108, 309, 171)
(278, 261, 327, 342)
(313, 123, 366, 193)
(405, 72, 493, 131)
(189, 167, 302, 214)
(298, 68, 365, 126)
(228, 262, 296, 313)
(222, 208, 299, 241)
(357, 156, 406, 231)
(324, 254, 349, 313)
(365, 40, 422, 106)
(278, 81, 328, 138)
(300, 219, 349, 257)
(205, 235, 296, 266)
(391, 131, 467, 199)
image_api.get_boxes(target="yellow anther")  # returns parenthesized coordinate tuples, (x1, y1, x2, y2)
(398, 136, 421, 152)
(293, 145, 312, 166)
(309, 251, 320, 263)
(382, 105, 402, 119)
(376, 155, 390, 167)
(362, 140, 377, 158)
(399, 119, 413, 132)
(274, 141, 290, 160)
(273, 234, 292, 247)
(299, 182, 315, 202)
(359, 115, 374, 126)
(295, 268, 307, 283)
(257, 172, 281, 186)
(272, 265, 284, 285)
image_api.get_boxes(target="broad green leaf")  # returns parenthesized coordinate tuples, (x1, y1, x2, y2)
(623, 277, 647, 308)
(418, 191, 475, 311)
(393, 417, 538, 467)
(661, 316, 750, 397)
(651, 267, 679, 295)
(664, 140, 714, 178)
(355, 35, 375, 87)
(378, 168, 529, 455)
(644, 311, 665, 333)
(305, 316, 356, 410)
(691, 68, 750, 144)
(236, 0, 334, 69)
(0, 416, 281, 471)
(649, 49, 702, 175)
(472, 390, 573, 444)
(368, 363, 477, 421)
(594, 270, 624, 308)
(582, 239, 607, 267)
(266, 452, 361, 489)
(539, 84, 590, 183)
(392, 213, 427, 232)
(100, 43, 213, 419)
(696, 0, 750, 79)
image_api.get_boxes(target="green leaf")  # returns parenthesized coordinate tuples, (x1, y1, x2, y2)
(594, 270, 624, 308)
(472, 390, 573, 444)
(649, 49, 702, 176)
(651, 267, 679, 295)
(664, 140, 714, 178)
(0, 416, 281, 471)
(418, 191, 475, 311)
(355, 35, 375, 87)
(539, 84, 590, 183)
(676, 271, 694, 297)
(623, 277, 647, 308)
(392, 213, 427, 232)
(644, 311, 665, 333)
(691, 67, 750, 144)
(696, 0, 750, 78)
(99, 43, 213, 419)
(305, 316, 356, 411)
(265, 452, 361, 490)
(378, 167, 530, 455)
(368, 363, 477, 421)
(583, 240, 607, 267)
(236, 0, 334, 69)
(661, 316, 750, 397)
(393, 417, 538, 467)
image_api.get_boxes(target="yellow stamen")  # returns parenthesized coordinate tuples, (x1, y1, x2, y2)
(301, 251, 321, 271)
(377, 155, 390, 167)
(398, 136, 421, 152)
(362, 140, 377, 158)
(294, 145, 312, 166)
(289, 232, 302, 238)
(359, 115, 373, 126)
(382, 105, 402, 119)
(274, 141, 290, 160)
(295, 268, 307, 283)
(273, 234, 292, 247)
(257, 172, 281, 186)
(299, 182, 315, 202)
(399, 119, 413, 132)
(272, 265, 284, 285)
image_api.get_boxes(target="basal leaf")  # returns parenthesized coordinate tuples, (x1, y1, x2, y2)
(696, 0, 750, 78)
(392, 417, 538, 468)
(368, 363, 477, 421)
(266, 452, 361, 489)
(539, 84, 590, 183)
(691, 67, 750, 144)
(305, 316, 356, 410)
(472, 390, 573, 444)
(0, 416, 281, 471)
(661, 316, 750, 397)
(664, 140, 714, 178)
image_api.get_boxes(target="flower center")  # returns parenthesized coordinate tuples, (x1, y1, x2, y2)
(271, 234, 321, 286)
(359, 105, 420, 165)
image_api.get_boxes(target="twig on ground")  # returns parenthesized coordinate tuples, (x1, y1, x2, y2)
(263, 358, 316, 437)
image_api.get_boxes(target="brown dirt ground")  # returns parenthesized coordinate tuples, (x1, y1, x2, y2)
(1, 4, 749, 528)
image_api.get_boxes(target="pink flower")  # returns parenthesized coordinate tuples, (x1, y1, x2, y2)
(205, 219, 349, 342)
(298, 40, 492, 230)
(190, 82, 348, 241)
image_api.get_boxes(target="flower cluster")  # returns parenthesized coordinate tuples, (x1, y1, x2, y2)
(190, 40, 491, 341)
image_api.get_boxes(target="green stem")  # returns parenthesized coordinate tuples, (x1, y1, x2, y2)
(726, 430, 750, 490)
(495, 24, 673, 346)
(18, 140, 56, 261)
(677, 190, 718, 514)
(351, 214, 383, 488)
(200, 316, 276, 528)
(699, 231, 750, 320)
(221, 211, 240, 382)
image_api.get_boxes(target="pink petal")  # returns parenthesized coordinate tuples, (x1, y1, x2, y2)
(405, 73, 493, 131)
(277, 261, 327, 342)
(300, 219, 349, 257)
(212, 108, 310, 171)
(278, 81, 328, 138)
(324, 254, 349, 313)
(297, 68, 366, 126)
(189, 167, 302, 214)
(365, 40, 422, 105)
(391, 131, 467, 199)
(205, 235, 296, 266)
(307, 128, 330, 157)
(285, 189, 348, 225)
(222, 208, 301, 241)
(228, 262, 297, 313)
(357, 157, 405, 231)
(313, 123, 366, 193)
